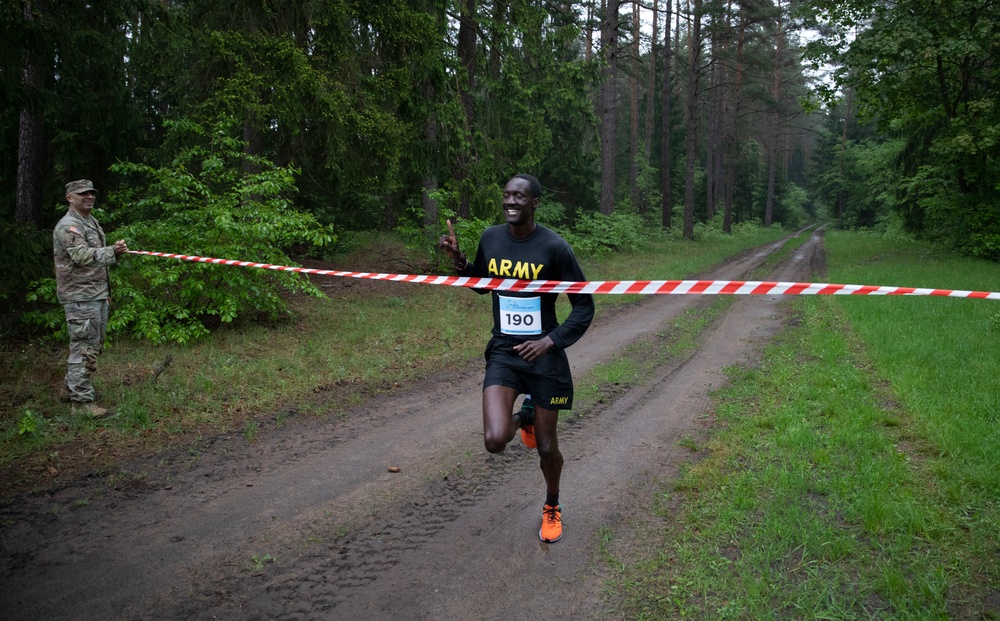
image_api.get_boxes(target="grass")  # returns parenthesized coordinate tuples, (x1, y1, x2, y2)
(573, 299, 732, 418)
(0, 225, 788, 497)
(607, 230, 1000, 619)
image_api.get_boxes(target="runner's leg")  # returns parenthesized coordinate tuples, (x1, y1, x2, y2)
(482, 384, 520, 453)
(531, 405, 563, 497)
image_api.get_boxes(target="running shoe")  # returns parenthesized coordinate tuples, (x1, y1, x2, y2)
(539, 504, 562, 542)
(518, 397, 536, 449)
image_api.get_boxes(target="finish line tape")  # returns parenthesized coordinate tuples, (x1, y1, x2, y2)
(127, 250, 1000, 300)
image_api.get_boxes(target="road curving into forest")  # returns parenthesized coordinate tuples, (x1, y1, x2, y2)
(0, 227, 825, 620)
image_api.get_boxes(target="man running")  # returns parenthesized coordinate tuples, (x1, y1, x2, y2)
(437, 173, 594, 542)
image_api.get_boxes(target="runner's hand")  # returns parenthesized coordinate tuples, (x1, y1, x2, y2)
(514, 336, 554, 363)
(436, 219, 461, 261)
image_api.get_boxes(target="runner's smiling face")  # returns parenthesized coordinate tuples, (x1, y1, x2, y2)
(502, 178, 538, 229)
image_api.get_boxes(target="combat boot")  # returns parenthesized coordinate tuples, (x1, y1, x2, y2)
(72, 402, 114, 419)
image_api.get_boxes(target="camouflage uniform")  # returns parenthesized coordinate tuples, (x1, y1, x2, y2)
(53, 181, 120, 404)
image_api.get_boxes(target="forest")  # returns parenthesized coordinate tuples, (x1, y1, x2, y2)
(2, 0, 998, 342)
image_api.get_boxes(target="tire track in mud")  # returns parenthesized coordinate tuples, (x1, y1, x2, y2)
(0, 228, 822, 621)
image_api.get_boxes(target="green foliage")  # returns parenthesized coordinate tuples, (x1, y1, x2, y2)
(534, 199, 570, 229)
(452, 216, 497, 258)
(567, 211, 649, 256)
(804, 0, 1000, 258)
(2, 225, 53, 341)
(27, 118, 335, 345)
(775, 182, 810, 228)
(898, 99, 1000, 259)
(635, 144, 663, 214)
(690, 214, 767, 243)
(22, 278, 66, 341)
(17, 410, 44, 436)
(392, 184, 500, 262)
(0, 223, 50, 304)
(832, 139, 901, 231)
(249, 553, 275, 573)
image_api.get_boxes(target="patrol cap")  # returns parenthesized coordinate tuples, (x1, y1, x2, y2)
(65, 179, 98, 195)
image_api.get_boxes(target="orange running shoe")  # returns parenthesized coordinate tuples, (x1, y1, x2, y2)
(539, 504, 562, 542)
(517, 398, 536, 449)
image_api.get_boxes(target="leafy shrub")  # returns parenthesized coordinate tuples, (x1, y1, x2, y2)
(23, 278, 66, 341)
(26, 118, 335, 344)
(393, 183, 501, 267)
(776, 182, 811, 228)
(693, 215, 732, 242)
(1, 223, 50, 304)
(534, 198, 569, 228)
(570, 211, 649, 256)
(729, 218, 765, 238)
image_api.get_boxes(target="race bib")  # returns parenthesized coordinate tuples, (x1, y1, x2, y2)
(499, 295, 542, 336)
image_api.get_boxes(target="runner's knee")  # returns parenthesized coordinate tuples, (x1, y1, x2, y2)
(483, 432, 507, 454)
(535, 437, 559, 459)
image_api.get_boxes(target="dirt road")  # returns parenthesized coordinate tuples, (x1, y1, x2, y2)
(1, 228, 824, 620)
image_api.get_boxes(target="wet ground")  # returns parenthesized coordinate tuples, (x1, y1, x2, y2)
(0, 229, 825, 620)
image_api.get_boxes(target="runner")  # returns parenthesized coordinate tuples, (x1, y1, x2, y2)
(437, 173, 594, 542)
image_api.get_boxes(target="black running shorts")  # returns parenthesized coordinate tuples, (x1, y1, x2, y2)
(482, 336, 575, 410)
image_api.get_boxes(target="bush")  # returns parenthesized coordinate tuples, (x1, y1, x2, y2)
(26, 118, 335, 345)
(3, 223, 53, 342)
(569, 211, 649, 256)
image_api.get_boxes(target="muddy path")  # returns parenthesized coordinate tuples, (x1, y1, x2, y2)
(1, 228, 825, 621)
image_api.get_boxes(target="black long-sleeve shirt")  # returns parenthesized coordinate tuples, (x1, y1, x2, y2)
(458, 224, 594, 350)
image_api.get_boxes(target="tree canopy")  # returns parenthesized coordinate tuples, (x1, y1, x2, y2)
(4, 0, 995, 340)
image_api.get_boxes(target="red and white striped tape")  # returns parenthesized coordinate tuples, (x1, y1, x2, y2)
(127, 250, 1000, 300)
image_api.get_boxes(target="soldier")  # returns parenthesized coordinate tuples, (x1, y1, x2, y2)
(53, 179, 128, 418)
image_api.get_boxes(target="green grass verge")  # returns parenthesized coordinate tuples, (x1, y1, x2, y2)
(609, 231, 1000, 619)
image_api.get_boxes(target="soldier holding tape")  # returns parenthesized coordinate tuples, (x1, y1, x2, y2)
(53, 179, 128, 419)
(437, 173, 594, 543)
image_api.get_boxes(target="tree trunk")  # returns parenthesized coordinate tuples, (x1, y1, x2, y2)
(15, 2, 45, 227)
(643, 0, 658, 208)
(452, 0, 478, 220)
(599, 0, 621, 215)
(837, 87, 853, 220)
(422, 85, 440, 239)
(764, 146, 776, 227)
(704, 9, 718, 223)
(242, 122, 264, 172)
(488, 0, 505, 78)
(585, 0, 594, 62)
(629, 0, 641, 210)
(682, 0, 701, 240)
(659, 0, 673, 229)
(763, 0, 783, 228)
(723, 9, 745, 234)
(17, 94, 45, 227)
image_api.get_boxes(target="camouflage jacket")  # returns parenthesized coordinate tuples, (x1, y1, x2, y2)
(53, 210, 118, 304)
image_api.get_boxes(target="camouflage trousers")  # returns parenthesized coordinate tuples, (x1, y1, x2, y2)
(64, 299, 109, 403)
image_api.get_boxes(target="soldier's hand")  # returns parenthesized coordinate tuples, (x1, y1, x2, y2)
(113, 239, 128, 255)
